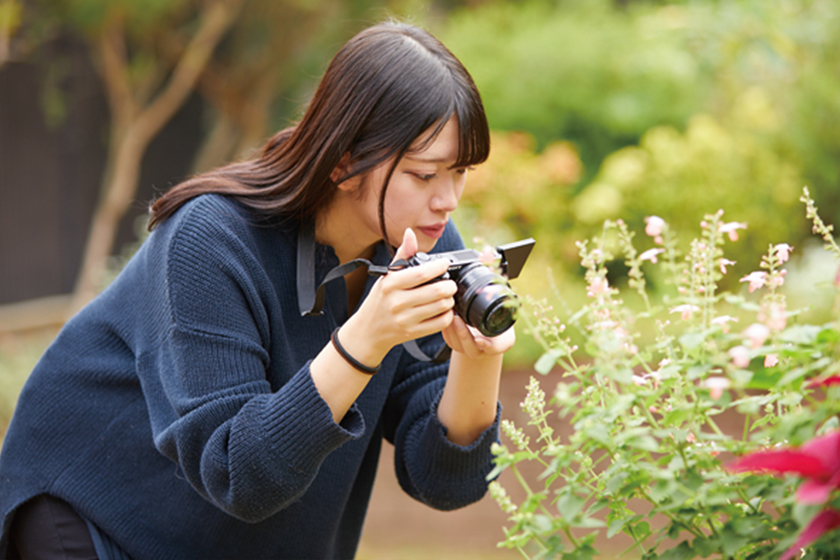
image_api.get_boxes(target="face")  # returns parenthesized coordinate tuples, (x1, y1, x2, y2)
(350, 118, 471, 253)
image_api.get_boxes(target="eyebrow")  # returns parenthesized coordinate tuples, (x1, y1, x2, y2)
(403, 153, 459, 164)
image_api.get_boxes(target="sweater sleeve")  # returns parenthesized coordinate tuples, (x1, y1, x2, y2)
(139, 199, 363, 523)
(381, 221, 500, 511)
(383, 334, 500, 511)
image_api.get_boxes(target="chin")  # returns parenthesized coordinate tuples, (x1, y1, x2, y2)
(418, 238, 439, 253)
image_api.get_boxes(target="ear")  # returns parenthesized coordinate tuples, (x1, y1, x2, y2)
(330, 153, 354, 189)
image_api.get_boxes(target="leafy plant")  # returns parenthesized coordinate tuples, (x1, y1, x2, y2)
(490, 187, 840, 559)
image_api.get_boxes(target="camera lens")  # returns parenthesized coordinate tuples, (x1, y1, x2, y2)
(483, 297, 518, 336)
(454, 264, 519, 337)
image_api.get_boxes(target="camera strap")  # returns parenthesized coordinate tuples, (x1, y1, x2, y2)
(296, 222, 449, 364)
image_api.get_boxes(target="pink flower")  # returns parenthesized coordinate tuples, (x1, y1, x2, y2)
(711, 315, 738, 333)
(774, 243, 793, 264)
(781, 508, 840, 560)
(645, 216, 665, 237)
(587, 276, 609, 297)
(703, 377, 732, 399)
(764, 354, 779, 367)
(763, 301, 787, 331)
(478, 246, 496, 266)
(669, 304, 699, 321)
(718, 258, 736, 274)
(729, 345, 751, 368)
(743, 323, 770, 349)
(728, 431, 840, 505)
(719, 221, 747, 241)
(740, 271, 767, 292)
(639, 248, 665, 263)
(768, 269, 787, 289)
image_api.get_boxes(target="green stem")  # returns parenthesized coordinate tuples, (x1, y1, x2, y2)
(706, 518, 720, 540)
(638, 489, 705, 539)
(742, 412, 751, 442)
(624, 524, 648, 555)
(705, 414, 725, 439)
(735, 487, 761, 515)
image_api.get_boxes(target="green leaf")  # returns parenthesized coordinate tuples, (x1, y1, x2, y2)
(746, 367, 783, 389)
(720, 526, 749, 556)
(779, 325, 822, 345)
(692, 536, 717, 557)
(687, 363, 711, 380)
(535, 349, 561, 374)
(607, 518, 627, 538)
(658, 541, 694, 560)
(626, 435, 660, 452)
(606, 471, 630, 495)
(679, 332, 705, 351)
(817, 327, 840, 345)
(557, 492, 586, 520)
(573, 516, 606, 528)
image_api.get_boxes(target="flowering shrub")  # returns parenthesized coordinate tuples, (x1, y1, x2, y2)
(490, 187, 840, 559)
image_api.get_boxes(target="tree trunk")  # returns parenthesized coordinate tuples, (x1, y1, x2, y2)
(70, 0, 243, 313)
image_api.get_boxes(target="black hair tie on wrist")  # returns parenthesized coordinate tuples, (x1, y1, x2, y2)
(331, 327, 380, 375)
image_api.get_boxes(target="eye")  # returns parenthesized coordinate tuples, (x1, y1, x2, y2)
(455, 166, 475, 175)
(412, 172, 437, 181)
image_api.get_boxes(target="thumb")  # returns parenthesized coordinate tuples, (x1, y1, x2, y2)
(392, 228, 418, 264)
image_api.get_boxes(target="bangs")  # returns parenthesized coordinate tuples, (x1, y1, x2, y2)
(403, 84, 490, 169)
(454, 94, 490, 168)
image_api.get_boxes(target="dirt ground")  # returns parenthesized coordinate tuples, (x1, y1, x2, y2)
(357, 368, 574, 560)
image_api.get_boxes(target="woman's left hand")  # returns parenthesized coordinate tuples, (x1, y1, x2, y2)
(441, 315, 516, 360)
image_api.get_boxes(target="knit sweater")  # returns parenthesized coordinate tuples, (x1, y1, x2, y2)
(0, 194, 499, 559)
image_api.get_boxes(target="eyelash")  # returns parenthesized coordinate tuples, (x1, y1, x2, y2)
(412, 167, 474, 182)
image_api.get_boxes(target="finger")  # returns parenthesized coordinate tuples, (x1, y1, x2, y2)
(386, 261, 453, 290)
(401, 294, 456, 324)
(392, 228, 418, 264)
(441, 322, 464, 353)
(414, 309, 455, 338)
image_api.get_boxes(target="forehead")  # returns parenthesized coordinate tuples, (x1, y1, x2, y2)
(404, 118, 460, 164)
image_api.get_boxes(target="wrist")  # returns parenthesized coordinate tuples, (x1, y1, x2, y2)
(331, 327, 381, 374)
(335, 318, 391, 367)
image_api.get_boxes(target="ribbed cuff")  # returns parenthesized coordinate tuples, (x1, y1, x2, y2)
(261, 363, 364, 473)
(402, 392, 501, 509)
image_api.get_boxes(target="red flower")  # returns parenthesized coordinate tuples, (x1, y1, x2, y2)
(728, 431, 840, 504)
(780, 508, 840, 560)
(807, 375, 840, 388)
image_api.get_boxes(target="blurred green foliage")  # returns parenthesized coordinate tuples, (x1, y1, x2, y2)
(443, 0, 840, 332)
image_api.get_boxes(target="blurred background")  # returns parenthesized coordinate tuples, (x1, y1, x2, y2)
(2, 0, 840, 557)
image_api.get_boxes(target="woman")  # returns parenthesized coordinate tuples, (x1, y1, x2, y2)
(0, 20, 511, 559)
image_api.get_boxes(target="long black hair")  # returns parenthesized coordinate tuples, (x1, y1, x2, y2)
(148, 21, 490, 240)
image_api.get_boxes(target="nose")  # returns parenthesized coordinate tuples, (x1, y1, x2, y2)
(431, 176, 460, 214)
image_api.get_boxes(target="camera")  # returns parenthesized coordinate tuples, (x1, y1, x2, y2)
(405, 238, 535, 337)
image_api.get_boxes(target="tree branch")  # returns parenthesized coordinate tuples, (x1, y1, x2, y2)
(98, 13, 136, 128)
(135, 0, 244, 145)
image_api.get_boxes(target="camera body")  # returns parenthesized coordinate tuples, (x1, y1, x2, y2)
(406, 238, 535, 337)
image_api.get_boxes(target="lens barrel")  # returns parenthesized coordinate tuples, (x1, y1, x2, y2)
(454, 263, 519, 337)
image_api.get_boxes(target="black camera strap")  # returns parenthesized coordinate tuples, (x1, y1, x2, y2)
(296, 222, 449, 364)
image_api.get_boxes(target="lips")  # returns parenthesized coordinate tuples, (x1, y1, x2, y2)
(417, 223, 446, 240)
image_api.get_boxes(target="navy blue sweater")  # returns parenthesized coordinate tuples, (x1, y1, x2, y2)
(0, 195, 499, 559)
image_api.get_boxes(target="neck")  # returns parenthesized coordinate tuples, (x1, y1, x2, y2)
(315, 195, 380, 264)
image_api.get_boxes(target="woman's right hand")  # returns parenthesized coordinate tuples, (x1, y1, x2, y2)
(339, 228, 457, 367)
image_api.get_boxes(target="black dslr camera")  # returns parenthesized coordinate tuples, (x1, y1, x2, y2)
(406, 238, 535, 337)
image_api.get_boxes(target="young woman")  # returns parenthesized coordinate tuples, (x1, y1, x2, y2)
(0, 20, 512, 560)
